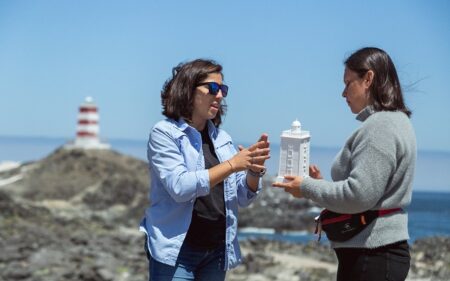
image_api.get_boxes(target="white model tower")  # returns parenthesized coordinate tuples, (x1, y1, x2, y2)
(276, 119, 310, 182)
(65, 97, 110, 150)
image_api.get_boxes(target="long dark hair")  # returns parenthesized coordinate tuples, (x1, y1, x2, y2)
(345, 47, 411, 117)
(161, 59, 227, 127)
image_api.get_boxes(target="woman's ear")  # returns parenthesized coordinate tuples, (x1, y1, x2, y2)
(364, 70, 374, 88)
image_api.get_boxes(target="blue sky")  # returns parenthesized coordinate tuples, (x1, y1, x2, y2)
(1, 0, 449, 151)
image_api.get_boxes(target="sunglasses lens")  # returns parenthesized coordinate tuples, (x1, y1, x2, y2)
(221, 85, 228, 97)
(208, 82, 220, 96)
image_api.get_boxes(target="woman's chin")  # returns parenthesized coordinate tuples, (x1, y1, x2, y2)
(209, 108, 219, 117)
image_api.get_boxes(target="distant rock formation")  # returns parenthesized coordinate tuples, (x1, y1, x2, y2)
(2, 147, 149, 227)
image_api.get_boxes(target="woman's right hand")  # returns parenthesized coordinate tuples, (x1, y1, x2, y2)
(309, 164, 323, 179)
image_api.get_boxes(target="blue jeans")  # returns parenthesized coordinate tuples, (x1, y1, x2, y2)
(146, 240, 226, 281)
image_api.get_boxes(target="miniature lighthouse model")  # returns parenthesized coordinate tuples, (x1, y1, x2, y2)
(276, 119, 311, 182)
(65, 97, 110, 150)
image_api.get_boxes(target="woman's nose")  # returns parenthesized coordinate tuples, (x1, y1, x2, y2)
(216, 90, 224, 99)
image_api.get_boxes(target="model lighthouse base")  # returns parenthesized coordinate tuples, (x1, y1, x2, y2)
(64, 96, 110, 150)
(275, 175, 310, 183)
(276, 170, 311, 183)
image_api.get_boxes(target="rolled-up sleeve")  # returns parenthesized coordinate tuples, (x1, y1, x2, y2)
(231, 142, 261, 207)
(148, 125, 210, 203)
(237, 171, 261, 207)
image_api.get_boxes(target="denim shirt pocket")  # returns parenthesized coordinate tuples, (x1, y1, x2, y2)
(177, 135, 203, 171)
(215, 138, 235, 160)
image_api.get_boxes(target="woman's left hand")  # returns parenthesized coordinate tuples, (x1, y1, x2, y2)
(238, 133, 270, 173)
(272, 175, 304, 198)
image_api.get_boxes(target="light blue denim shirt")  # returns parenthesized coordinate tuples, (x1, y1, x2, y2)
(139, 118, 261, 270)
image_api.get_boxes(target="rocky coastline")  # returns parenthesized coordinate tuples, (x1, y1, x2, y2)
(0, 148, 448, 280)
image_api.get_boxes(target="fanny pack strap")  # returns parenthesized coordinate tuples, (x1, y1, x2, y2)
(378, 208, 402, 216)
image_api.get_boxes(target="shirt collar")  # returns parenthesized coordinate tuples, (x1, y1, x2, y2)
(356, 105, 376, 122)
(206, 120, 219, 139)
(173, 118, 218, 139)
(173, 118, 190, 131)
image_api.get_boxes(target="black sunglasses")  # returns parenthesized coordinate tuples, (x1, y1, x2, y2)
(197, 82, 228, 97)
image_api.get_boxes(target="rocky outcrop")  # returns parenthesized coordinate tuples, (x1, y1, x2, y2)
(0, 203, 148, 281)
(0, 148, 150, 281)
(20, 148, 148, 201)
(410, 236, 450, 279)
(0, 148, 448, 281)
(1, 148, 150, 227)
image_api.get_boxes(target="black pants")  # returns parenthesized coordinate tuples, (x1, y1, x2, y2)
(334, 240, 410, 281)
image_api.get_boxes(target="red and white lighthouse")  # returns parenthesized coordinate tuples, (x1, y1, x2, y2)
(65, 96, 110, 149)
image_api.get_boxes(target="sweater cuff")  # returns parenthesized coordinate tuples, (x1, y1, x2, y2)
(301, 177, 318, 200)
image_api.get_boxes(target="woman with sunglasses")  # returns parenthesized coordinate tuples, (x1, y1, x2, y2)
(140, 59, 270, 281)
(273, 47, 416, 281)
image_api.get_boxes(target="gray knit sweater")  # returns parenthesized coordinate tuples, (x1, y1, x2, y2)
(302, 106, 416, 249)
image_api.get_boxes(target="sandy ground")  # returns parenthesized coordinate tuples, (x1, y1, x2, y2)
(241, 245, 336, 271)
(269, 251, 336, 272)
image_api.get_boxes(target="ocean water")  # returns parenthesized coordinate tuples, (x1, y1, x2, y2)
(1, 136, 449, 242)
(238, 191, 450, 243)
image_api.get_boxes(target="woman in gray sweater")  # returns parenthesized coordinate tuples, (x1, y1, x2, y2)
(273, 47, 416, 281)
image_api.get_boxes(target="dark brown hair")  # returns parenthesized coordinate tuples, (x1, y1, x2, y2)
(161, 59, 227, 127)
(345, 47, 411, 117)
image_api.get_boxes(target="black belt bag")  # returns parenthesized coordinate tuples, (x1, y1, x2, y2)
(315, 208, 402, 242)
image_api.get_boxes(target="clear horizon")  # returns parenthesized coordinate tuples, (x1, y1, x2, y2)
(1, 135, 449, 193)
(2, 134, 450, 154)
